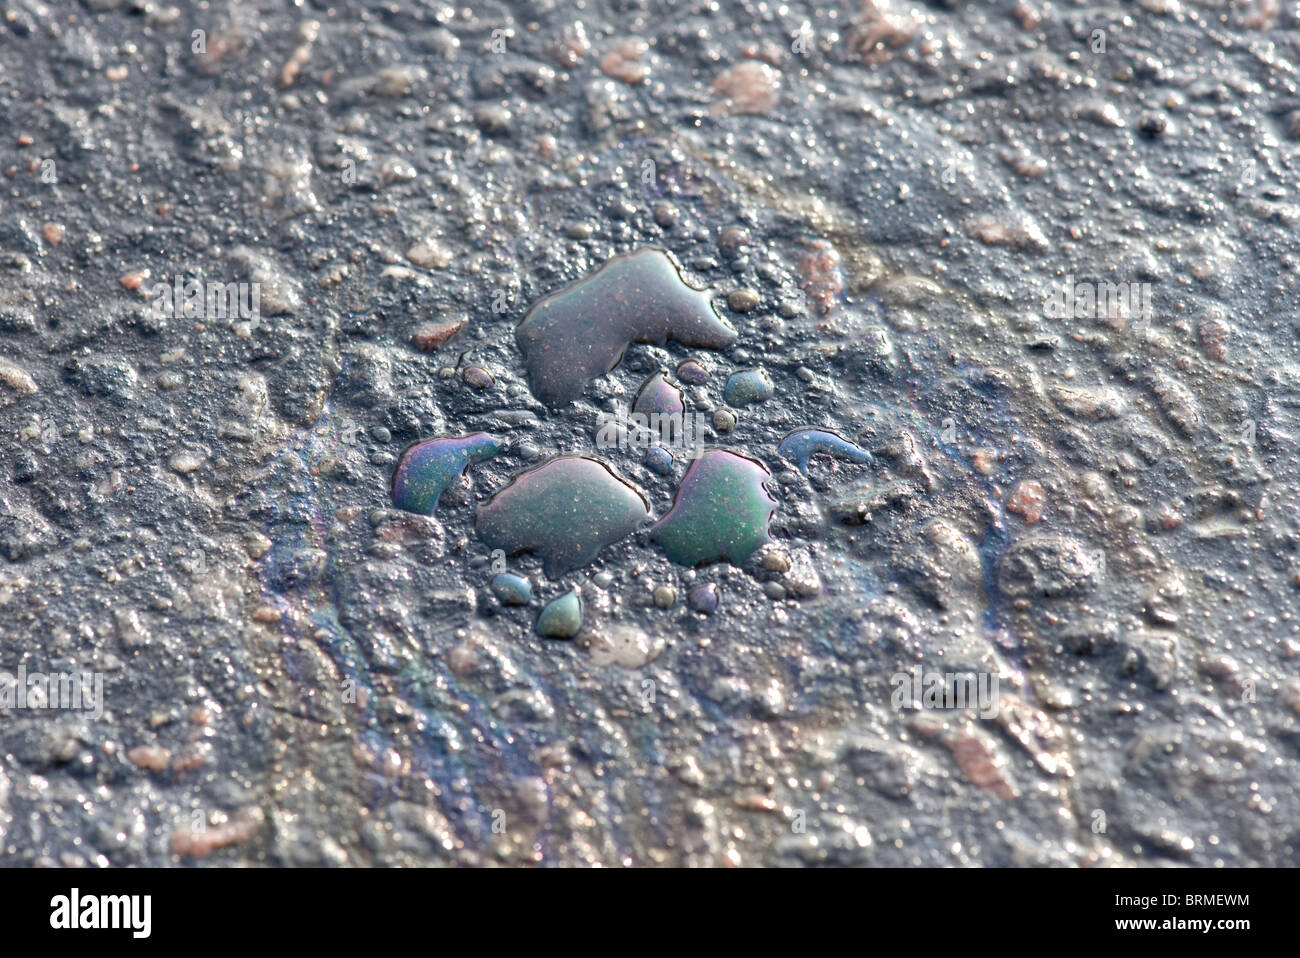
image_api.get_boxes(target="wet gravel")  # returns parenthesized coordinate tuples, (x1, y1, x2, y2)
(2, 0, 1300, 866)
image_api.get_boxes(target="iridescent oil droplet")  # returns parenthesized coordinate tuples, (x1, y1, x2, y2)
(651, 449, 776, 566)
(723, 368, 774, 407)
(462, 364, 495, 389)
(515, 247, 737, 404)
(491, 572, 533, 606)
(632, 371, 685, 445)
(645, 445, 674, 476)
(391, 433, 503, 515)
(687, 582, 719, 614)
(632, 371, 685, 419)
(676, 359, 711, 385)
(778, 428, 873, 475)
(476, 456, 650, 577)
(536, 589, 582, 639)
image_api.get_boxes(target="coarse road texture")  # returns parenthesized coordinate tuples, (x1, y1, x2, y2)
(1, 0, 1299, 866)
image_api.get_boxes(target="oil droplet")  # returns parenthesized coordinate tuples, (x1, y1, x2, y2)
(391, 433, 503, 515)
(632, 371, 686, 444)
(515, 247, 736, 404)
(651, 449, 776, 566)
(645, 445, 674, 475)
(723, 369, 773, 407)
(777, 429, 873, 475)
(632, 371, 685, 419)
(476, 456, 650, 577)
(491, 572, 533, 606)
(687, 582, 719, 614)
(676, 359, 711, 385)
(462, 364, 495, 389)
(536, 589, 582, 638)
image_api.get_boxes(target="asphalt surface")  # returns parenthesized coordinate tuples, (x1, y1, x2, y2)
(2, 0, 1300, 866)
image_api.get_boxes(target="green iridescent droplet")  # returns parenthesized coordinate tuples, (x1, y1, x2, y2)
(536, 589, 582, 639)
(476, 456, 650, 577)
(651, 449, 776, 566)
(723, 368, 774, 407)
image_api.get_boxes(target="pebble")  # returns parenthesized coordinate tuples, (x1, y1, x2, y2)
(727, 288, 759, 312)
(600, 38, 649, 84)
(799, 240, 843, 314)
(713, 409, 737, 432)
(712, 61, 781, 115)
(406, 240, 454, 270)
(119, 269, 150, 291)
(126, 745, 172, 772)
(413, 316, 466, 351)
(547, 21, 590, 68)
(474, 105, 512, 135)
(0, 358, 38, 398)
(462, 365, 494, 389)
(762, 550, 791, 573)
(169, 451, 205, 473)
(718, 226, 750, 255)
(653, 584, 676, 609)
(1006, 481, 1046, 523)
(586, 625, 665, 668)
(645, 445, 674, 475)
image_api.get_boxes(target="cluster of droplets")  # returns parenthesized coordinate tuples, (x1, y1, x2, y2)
(392, 246, 873, 637)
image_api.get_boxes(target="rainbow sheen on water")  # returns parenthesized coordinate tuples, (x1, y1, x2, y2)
(633, 371, 686, 445)
(515, 247, 736, 405)
(391, 433, 503, 515)
(651, 450, 776, 566)
(476, 456, 650, 577)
